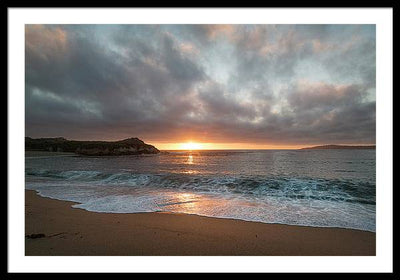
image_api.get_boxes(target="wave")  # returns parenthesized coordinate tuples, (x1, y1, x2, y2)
(26, 168, 376, 205)
(25, 168, 376, 232)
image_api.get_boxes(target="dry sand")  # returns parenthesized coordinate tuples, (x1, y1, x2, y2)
(25, 190, 375, 256)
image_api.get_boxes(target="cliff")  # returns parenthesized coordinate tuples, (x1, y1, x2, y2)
(300, 144, 376, 150)
(25, 137, 160, 156)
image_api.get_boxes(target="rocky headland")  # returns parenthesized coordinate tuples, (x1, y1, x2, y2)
(25, 137, 160, 156)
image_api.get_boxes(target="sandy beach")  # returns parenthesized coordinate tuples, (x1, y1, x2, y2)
(25, 190, 375, 256)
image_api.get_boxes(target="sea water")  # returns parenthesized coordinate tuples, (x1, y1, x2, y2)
(25, 149, 376, 232)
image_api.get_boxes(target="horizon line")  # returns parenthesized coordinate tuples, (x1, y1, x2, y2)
(25, 136, 376, 151)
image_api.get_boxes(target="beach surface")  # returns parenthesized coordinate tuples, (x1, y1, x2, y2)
(25, 190, 375, 256)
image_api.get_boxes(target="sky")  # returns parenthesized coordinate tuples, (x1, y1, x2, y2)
(25, 24, 376, 149)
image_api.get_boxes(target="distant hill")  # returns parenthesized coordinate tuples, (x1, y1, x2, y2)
(300, 144, 376, 150)
(25, 137, 160, 156)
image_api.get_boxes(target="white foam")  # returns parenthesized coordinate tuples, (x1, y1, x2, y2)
(27, 183, 376, 232)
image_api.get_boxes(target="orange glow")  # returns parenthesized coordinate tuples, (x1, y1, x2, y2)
(151, 142, 307, 150)
(179, 142, 204, 150)
(169, 192, 199, 212)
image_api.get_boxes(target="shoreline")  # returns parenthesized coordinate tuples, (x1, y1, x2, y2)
(25, 190, 375, 256)
(31, 189, 375, 234)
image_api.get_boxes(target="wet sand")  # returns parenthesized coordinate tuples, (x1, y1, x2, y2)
(25, 190, 375, 256)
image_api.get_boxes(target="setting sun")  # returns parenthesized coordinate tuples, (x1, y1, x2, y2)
(179, 142, 203, 150)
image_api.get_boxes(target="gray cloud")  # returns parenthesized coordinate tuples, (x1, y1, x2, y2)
(25, 24, 376, 145)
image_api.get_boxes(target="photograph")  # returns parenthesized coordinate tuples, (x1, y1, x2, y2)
(24, 23, 377, 256)
(7, 7, 393, 273)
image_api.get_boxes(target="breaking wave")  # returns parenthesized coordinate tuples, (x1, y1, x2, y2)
(25, 168, 376, 232)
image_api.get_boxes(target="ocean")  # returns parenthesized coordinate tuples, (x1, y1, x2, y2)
(25, 149, 376, 232)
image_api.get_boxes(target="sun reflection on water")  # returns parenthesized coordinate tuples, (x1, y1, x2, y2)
(162, 191, 233, 217)
(182, 170, 197, 174)
(165, 192, 200, 213)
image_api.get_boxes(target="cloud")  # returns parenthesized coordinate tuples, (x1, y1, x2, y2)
(25, 24, 376, 145)
(286, 80, 364, 111)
